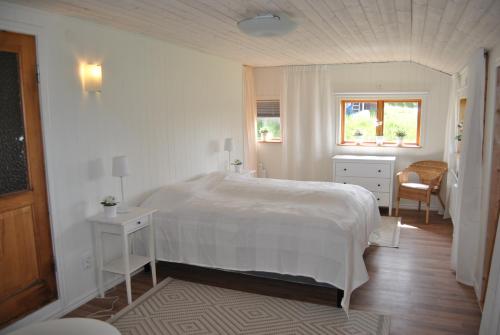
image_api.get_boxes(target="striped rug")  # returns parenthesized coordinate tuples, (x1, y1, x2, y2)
(109, 278, 390, 334)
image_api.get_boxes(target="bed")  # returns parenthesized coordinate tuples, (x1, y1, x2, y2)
(141, 171, 381, 311)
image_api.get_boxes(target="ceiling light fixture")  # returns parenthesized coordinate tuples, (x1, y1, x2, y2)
(237, 13, 297, 37)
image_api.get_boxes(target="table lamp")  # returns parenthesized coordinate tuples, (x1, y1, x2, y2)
(224, 138, 233, 170)
(112, 155, 130, 213)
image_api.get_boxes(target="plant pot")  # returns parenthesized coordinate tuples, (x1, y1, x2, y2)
(353, 135, 363, 145)
(456, 140, 462, 153)
(234, 165, 241, 173)
(375, 136, 384, 146)
(261, 132, 269, 141)
(103, 205, 117, 218)
(396, 137, 404, 146)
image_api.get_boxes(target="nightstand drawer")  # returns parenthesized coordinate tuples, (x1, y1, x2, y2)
(125, 216, 149, 234)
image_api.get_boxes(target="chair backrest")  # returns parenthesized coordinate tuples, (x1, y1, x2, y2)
(408, 160, 448, 188)
(410, 160, 448, 172)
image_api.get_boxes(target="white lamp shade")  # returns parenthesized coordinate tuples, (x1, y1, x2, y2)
(224, 138, 233, 152)
(112, 155, 130, 177)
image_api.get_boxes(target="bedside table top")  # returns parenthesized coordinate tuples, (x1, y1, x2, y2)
(88, 207, 158, 225)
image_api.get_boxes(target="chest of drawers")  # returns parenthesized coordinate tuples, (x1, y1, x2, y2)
(332, 155, 396, 215)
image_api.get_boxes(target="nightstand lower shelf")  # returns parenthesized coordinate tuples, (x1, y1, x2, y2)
(103, 254, 150, 275)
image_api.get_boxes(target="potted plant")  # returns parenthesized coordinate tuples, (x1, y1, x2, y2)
(231, 159, 243, 173)
(101, 195, 118, 218)
(394, 129, 407, 146)
(353, 129, 364, 145)
(455, 121, 463, 153)
(260, 128, 269, 141)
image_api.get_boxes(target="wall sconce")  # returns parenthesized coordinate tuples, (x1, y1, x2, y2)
(82, 64, 102, 92)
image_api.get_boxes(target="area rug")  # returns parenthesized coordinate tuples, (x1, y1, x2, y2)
(108, 278, 390, 334)
(369, 216, 401, 248)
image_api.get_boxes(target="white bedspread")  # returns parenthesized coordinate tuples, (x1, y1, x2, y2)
(141, 172, 380, 311)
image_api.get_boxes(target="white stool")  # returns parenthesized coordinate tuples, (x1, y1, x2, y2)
(8, 318, 120, 335)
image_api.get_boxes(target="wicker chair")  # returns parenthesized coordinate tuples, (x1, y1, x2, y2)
(395, 160, 448, 224)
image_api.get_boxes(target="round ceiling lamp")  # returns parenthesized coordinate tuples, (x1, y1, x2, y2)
(237, 13, 297, 37)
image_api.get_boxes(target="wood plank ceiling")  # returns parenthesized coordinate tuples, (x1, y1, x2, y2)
(7, 0, 500, 74)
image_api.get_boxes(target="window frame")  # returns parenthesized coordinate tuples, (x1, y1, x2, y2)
(256, 97, 282, 143)
(340, 98, 422, 147)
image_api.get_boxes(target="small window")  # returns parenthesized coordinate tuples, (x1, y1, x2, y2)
(257, 99, 281, 142)
(340, 99, 421, 146)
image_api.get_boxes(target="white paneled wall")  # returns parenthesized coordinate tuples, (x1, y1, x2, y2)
(0, 2, 242, 330)
(254, 62, 451, 210)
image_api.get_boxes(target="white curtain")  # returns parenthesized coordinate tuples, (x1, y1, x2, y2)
(480, 217, 500, 335)
(453, 49, 486, 292)
(442, 74, 459, 219)
(243, 66, 258, 171)
(280, 65, 334, 181)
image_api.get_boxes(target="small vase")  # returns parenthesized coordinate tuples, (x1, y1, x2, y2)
(396, 137, 404, 146)
(103, 205, 117, 218)
(234, 165, 241, 173)
(376, 136, 384, 146)
(354, 135, 363, 145)
(456, 140, 462, 153)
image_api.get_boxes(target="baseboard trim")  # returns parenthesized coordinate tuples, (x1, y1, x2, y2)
(52, 274, 130, 319)
(1, 269, 142, 334)
(0, 300, 63, 335)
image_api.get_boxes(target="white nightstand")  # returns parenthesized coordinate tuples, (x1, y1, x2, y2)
(88, 207, 158, 304)
(232, 169, 256, 177)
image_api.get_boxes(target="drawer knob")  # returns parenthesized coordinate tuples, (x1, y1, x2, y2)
(377, 198, 380, 201)
(378, 169, 382, 173)
(343, 168, 347, 171)
(377, 184, 381, 187)
(343, 182, 346, 184)
(137, 221, 141, 225)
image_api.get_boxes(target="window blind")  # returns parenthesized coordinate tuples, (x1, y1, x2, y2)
(257, 99, 280, 118)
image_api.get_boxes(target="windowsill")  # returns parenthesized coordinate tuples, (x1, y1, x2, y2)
(338, 142, 421, 148)
(257, 139, 282, 143)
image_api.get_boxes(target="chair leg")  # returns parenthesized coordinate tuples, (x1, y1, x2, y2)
(425, 203, 430, 224)
(418, 201, 421, 212)
(395, 197, 400, 216)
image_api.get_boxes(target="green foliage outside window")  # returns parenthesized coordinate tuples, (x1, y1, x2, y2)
(343, 100, 420, 144)
(257, 117, 281, 141)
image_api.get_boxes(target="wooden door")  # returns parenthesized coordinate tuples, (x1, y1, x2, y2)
(0, 31, 57, 328)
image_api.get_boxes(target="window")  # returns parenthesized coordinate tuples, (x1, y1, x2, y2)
(340, 99, 421, 146)
(256, 99, 281, 142)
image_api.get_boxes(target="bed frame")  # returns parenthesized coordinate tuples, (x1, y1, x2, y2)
(145, 262, 344, 308)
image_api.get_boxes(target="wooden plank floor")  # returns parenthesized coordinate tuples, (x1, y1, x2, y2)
(65, 209, 481, 334)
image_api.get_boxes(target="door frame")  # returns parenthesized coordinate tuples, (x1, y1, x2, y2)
(0, 17, 66, 329)
(480, 58, 500, 307)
